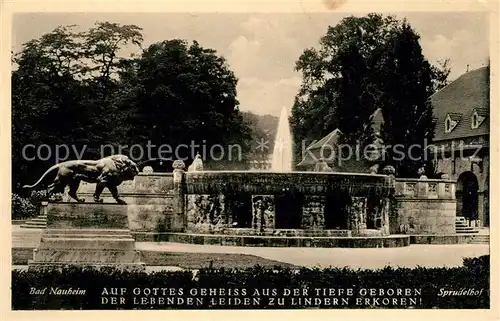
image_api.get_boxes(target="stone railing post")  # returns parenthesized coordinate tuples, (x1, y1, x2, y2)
(417, 176, 429, 198)
(437, 174, 455, 200)
(348, 196, 368, 235)
(40, 201, 49, 216)
(251, 195, 275, 232)
(382, 165, 396, 235)
(172, 160, 186, 231)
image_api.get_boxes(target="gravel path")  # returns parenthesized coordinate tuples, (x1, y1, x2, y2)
(135, 242, 489, 269)
(12, 226, 489, 270)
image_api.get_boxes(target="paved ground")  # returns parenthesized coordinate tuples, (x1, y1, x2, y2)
(12, 226, 489, 270)
(12, 265, 185, 273)
(136, 242, 489, 269)
(12, 226, 43, 248)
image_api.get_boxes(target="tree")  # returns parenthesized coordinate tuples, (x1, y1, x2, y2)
(82, 22, 143, 101)
(431, 58, 451, 92)
(332, 43, 374, 146)
(375, 22, 436, 176)
(291, 14, 402, 164)
(11, 22, 144, 190)
(240, 112, 279, 166)
(291, 14, 450, 176)
(80, 22, 144, 150)
(115, 39, 252, 169)
(12, 26, 88, 188)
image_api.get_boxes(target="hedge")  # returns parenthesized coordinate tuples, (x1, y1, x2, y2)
(11, 191, 63, 220)
(12, 255, 489, 309)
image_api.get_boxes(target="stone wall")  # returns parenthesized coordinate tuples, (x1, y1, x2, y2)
(182, 170, 394, 235)
(184, 171, 393, 196)
(77, 173, 182, 232)
(73, 168, 400, 236)
(72, 169, 458, 236)
(433, 136, 489, 227)
(393, 178, 456, 235)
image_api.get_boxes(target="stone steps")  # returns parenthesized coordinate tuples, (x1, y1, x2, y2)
(468, 235, 489, 244)
(20, 214, 48, 229)
(20, 222, 47, 229)
(455, 217, 480, 234)
(12, 230, 43, 248)
(39, 237, 136, 250)
(45, 228, 132, 235)
(470, 240, 489, 244)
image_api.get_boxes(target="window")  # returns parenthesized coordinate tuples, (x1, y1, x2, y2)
(472, 112, 479, 129)
(445, 113, 460, 133)
(446, 118, 451, 132)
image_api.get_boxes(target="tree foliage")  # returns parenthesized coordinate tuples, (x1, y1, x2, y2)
(291, 14, 450, 176)
(12, 22, 253, 191)
(240, 112, 279, 165)
(114, 39, 252, 168)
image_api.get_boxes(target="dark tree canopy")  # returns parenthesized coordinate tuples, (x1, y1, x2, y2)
(115, 39, 252, 168)
(12, 23, 253, 191)
(375, 22, 436, 177)
(291, 14, 450, 177)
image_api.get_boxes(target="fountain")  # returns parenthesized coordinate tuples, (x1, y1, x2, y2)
(76, 106, 410, 248)
(271, 107, 293, 172)
(174, 106, 404, 248)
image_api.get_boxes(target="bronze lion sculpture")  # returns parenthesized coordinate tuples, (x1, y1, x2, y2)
(23, 154, 139, 204)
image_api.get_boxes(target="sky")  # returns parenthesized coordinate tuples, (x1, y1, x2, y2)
(12, 12, 490, 117)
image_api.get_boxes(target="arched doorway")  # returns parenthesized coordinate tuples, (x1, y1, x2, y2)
(456, 171, 479, 225)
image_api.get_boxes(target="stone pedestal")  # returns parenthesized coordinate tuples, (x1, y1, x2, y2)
(301, 195, 326, 229)
(252, 195, 275, 231)
(28, 203, 145, 271)
(348, 196, 367, 236)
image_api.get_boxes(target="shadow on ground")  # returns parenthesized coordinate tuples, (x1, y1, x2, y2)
(12, 248, 298, 269)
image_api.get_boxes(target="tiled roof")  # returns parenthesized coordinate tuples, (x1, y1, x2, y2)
(307, 128, 342, 150)
(297, 129, 342, 168)
(475, 108, 488, 117)
(430, 66, 489, 141)
(448, 113, 463, 122)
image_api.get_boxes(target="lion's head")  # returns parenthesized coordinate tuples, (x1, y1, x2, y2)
(110, 155, 140, 180)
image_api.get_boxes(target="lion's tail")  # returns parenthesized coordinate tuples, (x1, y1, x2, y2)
(22, 164, 60, 189)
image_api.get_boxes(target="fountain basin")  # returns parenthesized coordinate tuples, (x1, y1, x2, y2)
(78, 169, 407, 247)
(185, 170, 393, 196)
(184, 170, 395, 241)
(149, 232, 410, 248)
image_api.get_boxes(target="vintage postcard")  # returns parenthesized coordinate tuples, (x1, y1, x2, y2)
(1, 0, 498, 320)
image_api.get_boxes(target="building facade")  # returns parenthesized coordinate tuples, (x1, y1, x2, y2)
(296, 66, 490, 228)
(429, 66, 489, 227)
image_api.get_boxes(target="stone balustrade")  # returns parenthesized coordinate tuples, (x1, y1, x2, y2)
(393, 177, 457, 235)
(394, 178, 456, 200)
(74, 168, 394, 236)
(70, 165, 457, 237)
